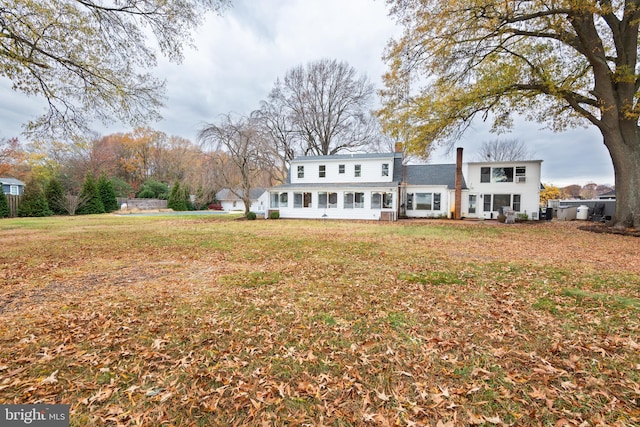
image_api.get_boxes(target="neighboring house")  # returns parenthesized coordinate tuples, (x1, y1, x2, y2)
(0, 178, 24, 196)
(215, 188, 267, 213)
(268, 150, 543, 221)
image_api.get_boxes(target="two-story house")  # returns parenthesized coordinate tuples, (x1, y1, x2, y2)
(462, 160, 543, 220)
(268, 150, 542, 221)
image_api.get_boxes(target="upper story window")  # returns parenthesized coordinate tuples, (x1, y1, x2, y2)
(338, 164, 345, 174)
(9, 185, 19, 195)
(382, 163, 389, 177)
(354, 164, 361, 177)
(481, 166, 519, 183)
(297, 165, 304, 179)
(319, 165, 326, 178)
(481, 167, 490, 183)
(515, 166, 526, 183)
(492, 167, 514, 182)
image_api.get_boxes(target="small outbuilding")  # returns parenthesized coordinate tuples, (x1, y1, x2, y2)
(0, 178, 25, 196)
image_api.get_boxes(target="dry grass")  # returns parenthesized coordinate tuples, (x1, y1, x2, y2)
(0, 215, 638, 426)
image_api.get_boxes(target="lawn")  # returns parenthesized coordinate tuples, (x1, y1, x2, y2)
(0, 215, 638, 426)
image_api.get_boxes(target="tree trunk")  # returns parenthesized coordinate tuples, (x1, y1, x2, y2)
(602, 131, 640, 229)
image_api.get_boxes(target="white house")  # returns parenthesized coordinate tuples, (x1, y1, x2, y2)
(268, 150, 542, 221)
(216, 188, 267, 214)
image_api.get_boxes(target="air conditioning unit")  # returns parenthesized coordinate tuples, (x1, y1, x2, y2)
(516, 176, 527, 183)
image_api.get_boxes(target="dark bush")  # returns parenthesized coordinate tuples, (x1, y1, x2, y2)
(269, 211, 280, 219)
(246, 211, 257, 220)
(76, 173, 105, 215)
(0, 192, 9, 218)
(17, 179, 52, 217)
(98, 174, 119, 212)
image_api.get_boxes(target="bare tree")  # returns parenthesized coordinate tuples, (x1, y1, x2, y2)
(262, 58, 378, 157)
(475, 139, 535, 162)
(198, 114, 270, 215)
(1, 1, 229, 139)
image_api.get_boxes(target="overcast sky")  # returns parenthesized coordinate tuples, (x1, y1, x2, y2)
(0, 0, 615, 187)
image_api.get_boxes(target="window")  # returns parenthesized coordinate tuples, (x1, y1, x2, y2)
(270, 192, 279, 208)
(318, 192, 328, 208)
(492, 167, 514, 183)
(406, 193, 413, 210)
(382, 163, 389, 177)
(515, 166, 526, 183)
(492, 194, 511, 211)
(413, 192, 440, 210)
(371, 192, 382, 209)
(354, 192, 365, 208)
(328, 192, 337, 208)
(297, 165, 304, 179)
(383, 192, 393, 209)
(415, 193, 432, 210)
(468, 195, 477, 214)
(344, 192, 354, 209)
(279, 192, 288, 208)
(319, 165, 326, 178)
(481, 167, 490, 183)
(513, 194, 521, 212)
(354, 164, 361, 177)
(338, 164, 345, 174)
(483, 194, 492, 212)
(294, 192, 311, 208)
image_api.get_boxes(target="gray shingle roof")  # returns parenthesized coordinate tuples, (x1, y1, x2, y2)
(216, 188, 265, 201)
(0, 178, 25, 186)
(404, 164, 466, 189)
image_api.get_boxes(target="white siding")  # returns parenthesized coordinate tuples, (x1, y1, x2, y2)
(465, 161, 542, 219)
(290, 156, 395, 185)
(271, 187, 397, 220)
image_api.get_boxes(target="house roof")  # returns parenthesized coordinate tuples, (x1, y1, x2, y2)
(0, 178, 25, 186)
(292, 152, 398, 162)
(216, 188, 265, 201)
(404, 164, 467, 189)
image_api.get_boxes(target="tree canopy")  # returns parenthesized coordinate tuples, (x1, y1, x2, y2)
(379, 0, 640, 228)
(0, 0, 229, 138)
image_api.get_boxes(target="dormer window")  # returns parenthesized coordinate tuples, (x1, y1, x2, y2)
(354, 164, 361, 177)
(382, 163, 389, 177)
(319, 165, 326, 178)
(297, 165, 304, 178)
(338, 164, 345, 174)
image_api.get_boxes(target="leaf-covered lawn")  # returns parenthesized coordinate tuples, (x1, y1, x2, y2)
(0, 216, 638, 426)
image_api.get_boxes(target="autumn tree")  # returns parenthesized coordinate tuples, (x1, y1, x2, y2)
(0, 0, 229, 139)
(0, 137, 27, 178)
(260, 59, 379, 158)
(199, 114, 270, 215)
(475, 139, 535, 162)
(380, 1, 640, 229)
(540, 184, 562, 208)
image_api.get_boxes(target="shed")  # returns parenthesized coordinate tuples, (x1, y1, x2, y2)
(1, 178, 25, 196)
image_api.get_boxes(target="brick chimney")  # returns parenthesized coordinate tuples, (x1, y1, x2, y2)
(454, 147, 463, 220)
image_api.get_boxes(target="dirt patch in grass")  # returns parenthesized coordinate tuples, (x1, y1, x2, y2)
(0, 217, 638, 426)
